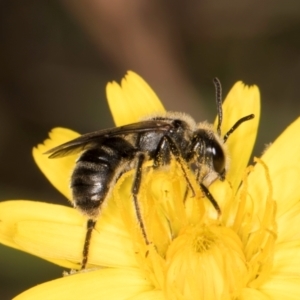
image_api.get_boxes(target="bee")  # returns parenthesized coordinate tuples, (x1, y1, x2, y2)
(45, 78, 254, 269)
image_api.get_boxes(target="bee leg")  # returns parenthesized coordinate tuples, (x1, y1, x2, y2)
(183, 186, 190, 203)
(189, 164, 221, 215)
(200, 183, 221, 216)
(154, 136, 196, 197)
(81, 218, 96, 270)
(132, 153, 150, 245)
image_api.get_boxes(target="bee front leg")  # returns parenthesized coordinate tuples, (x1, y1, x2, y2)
(200, 183, 221, 216)
(154, 135, 196, 197)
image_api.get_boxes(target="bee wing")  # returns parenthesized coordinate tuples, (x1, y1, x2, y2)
(45, 120, 173, 158)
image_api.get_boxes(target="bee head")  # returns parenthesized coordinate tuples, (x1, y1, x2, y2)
(188, 124, 228, 184)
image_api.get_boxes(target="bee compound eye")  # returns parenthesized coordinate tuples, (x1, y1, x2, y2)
(210, 141, 225, 176)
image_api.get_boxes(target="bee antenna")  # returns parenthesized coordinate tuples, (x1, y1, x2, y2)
(223, 114, 255, 143)
(213, 78, 223, 136)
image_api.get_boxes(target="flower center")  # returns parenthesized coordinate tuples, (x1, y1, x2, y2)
(113, 158, 277, 299)
(192, 227, 217, 252)
(164, 224, 247, 300)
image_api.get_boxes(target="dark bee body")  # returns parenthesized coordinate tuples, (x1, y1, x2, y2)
(45, 79, 254, 269)
(71, 137, 137, 218)
(47, 114, 228, 217)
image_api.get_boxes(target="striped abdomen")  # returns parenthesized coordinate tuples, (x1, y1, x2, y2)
(71, 137, 136, 218)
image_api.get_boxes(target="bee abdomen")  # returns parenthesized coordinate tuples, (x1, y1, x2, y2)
(71, 138, 136, 217)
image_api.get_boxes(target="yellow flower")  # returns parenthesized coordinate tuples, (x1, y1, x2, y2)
(1, 71, 300, 299)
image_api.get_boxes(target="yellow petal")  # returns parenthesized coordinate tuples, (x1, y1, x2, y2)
(33, 128, 80, 200)
(128, 290, 164, 300)
(216, 82, 260, 191)
(240, 288, 272, 300)
(272, 240, 300, 276)
(246, 118, 300, 243)
(14, 268, 153, 300)
(0, 198, 137, 269)
(259, 277, 300, 300)
(276, 204, 300, 243)
(260, 118, 300, 217)
(0, 201, 82, 252)
(15, 220, 87, 269)
(13, 200, 138, 269)
(106, 71, 165, 126)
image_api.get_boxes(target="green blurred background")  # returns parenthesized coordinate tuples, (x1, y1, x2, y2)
(1, 1, 300, 298)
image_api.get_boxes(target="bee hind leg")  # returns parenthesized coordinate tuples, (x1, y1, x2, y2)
(81, 219, 97, 270)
